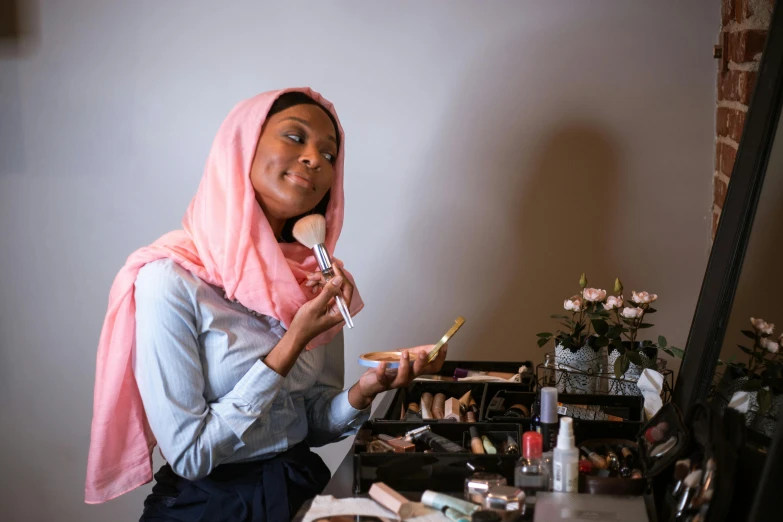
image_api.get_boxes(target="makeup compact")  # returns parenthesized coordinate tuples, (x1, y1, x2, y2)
(358, 317, 465, 368)
(483, 485, 526, 512)
(465, 472, 507, 504)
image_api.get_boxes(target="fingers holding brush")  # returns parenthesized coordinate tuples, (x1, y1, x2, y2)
(331, 264, 354, 309)
(304, 271, 324, 294)
(289, 275, 346, 341)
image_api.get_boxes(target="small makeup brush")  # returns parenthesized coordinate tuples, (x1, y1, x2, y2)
(672, 459, 691, 497)
(292, 215, 354, 328)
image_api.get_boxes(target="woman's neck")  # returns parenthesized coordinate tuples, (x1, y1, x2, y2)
(262, 210, 286, 241)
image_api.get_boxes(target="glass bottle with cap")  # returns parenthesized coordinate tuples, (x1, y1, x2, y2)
(514, 431, 550, 514)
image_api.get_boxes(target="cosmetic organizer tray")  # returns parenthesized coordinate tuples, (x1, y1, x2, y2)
(482, 387, 645, 441)
(352, 421, 522, 494)
(379, 360, 535, 424)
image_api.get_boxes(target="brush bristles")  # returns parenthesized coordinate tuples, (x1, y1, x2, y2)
(684, 470, 703, 488)
(292, 214, 327, 248)
(674, 460, 690, 479)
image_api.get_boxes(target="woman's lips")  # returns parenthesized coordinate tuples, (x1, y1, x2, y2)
(284, 172, 314, 190)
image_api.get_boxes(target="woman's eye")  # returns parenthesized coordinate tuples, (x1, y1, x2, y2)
(286, 134, 303, 143)
(322, 152, 335, 162)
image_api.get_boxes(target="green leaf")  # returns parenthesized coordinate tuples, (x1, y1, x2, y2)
(758, 388, 772, 417)
(614, 354, 630, 378)
(591, 319, 609, 336)
(638, 323, 654, 329)
(738, 345, 753, 355)
(658, 336, 667, 348)
(593, 337, 609, 348)
(669, 347, 685, 359)
(646, 308, 657, 314)
(537, 337, 550, 348)
(536, 332, 553, 338)
(551, 315, 570, 319)
(741, 330, 757, 340)
(626, 351, 644, 366)
(662, 348, 674, 357)
(741, 380, 763, 392)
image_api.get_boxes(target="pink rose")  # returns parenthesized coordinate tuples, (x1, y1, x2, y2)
(631, 291, 658, 304)
(564, 298, 582, 312)
(603, 296, 624, 311)
(761, 338, 779, 354)
(621, 307, 644, 319)
(751, 317, 775, 336)
(582, 288, 607, 302)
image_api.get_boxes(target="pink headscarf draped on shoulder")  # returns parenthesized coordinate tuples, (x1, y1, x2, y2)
(85, 88, 363, 503)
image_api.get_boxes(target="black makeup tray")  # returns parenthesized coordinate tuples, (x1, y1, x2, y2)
(482, 387, 645, 441)
(379, 362, 535, 424)
(354, 361, 647, 494)
(353, 421, 521, 493)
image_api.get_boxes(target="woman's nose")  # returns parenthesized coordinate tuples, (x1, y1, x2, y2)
(299, 146, 322, 171)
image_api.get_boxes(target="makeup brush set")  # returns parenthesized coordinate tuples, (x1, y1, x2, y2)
(578, 439, 647, 495)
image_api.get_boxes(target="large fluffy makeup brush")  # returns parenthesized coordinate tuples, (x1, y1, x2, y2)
(292, 214, 354, 328)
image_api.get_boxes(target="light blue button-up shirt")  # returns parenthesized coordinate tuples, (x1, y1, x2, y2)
(132, 259, 369, 481)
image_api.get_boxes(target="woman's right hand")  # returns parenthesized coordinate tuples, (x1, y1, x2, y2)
(288, 275, 348, 345)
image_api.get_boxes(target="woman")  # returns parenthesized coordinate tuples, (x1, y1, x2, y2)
(85, 88, 447, 521)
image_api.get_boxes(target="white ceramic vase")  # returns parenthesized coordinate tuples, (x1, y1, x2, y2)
(554, 342, 601, 394)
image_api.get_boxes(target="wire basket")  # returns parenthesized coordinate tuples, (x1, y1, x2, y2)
(708, 370, 781, 439)
(535, 352, 674, 402)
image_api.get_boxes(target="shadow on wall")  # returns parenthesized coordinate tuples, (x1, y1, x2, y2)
(0, 0, 39, 55)
(369, 71, 621, 363)
(0, 0, 39, 178)
(471, 124, 620, 361)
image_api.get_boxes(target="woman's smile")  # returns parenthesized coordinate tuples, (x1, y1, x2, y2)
(284, 171, 316, 191)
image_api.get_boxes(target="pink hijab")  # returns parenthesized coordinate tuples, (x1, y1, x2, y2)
(85, 88, 363, 503)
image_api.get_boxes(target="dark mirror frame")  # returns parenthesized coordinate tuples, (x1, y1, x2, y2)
(672, 5, 783, 519)
(673, 2, 783, 413)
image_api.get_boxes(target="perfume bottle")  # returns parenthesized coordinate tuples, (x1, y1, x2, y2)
(553, 418, 579, 493)
(515, 431, 550, 515)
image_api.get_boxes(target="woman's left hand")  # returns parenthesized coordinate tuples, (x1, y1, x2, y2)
(305, 264, 353, 308)
(351, 344, 449, 407)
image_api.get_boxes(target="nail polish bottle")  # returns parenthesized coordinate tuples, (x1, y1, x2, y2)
(515, 431, 549, 515)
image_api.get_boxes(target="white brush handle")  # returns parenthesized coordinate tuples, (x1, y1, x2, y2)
(312, 244, 354, 329)
(334, 294, 355, 329)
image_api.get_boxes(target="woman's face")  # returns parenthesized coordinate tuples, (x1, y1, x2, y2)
(250, 103, 338, 223)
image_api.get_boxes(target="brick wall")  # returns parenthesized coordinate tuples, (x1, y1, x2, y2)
(713, 0, 775, 238)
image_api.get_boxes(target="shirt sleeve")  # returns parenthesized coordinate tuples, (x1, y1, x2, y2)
(133, 260, 285, 480)
(303, 330, 371, 447)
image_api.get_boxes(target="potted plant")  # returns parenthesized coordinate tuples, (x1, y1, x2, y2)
(537, 273, 607, 393)
(589, 278, 681, 395)
(717, 317, 783, 437)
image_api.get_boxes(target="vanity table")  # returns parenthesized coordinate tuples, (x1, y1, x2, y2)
(294, 2, 783, 519)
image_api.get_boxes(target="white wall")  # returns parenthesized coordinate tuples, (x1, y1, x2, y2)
(0, 1, 718, 520)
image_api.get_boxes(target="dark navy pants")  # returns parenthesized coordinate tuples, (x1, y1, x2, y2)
(139, 443, 331, 522)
